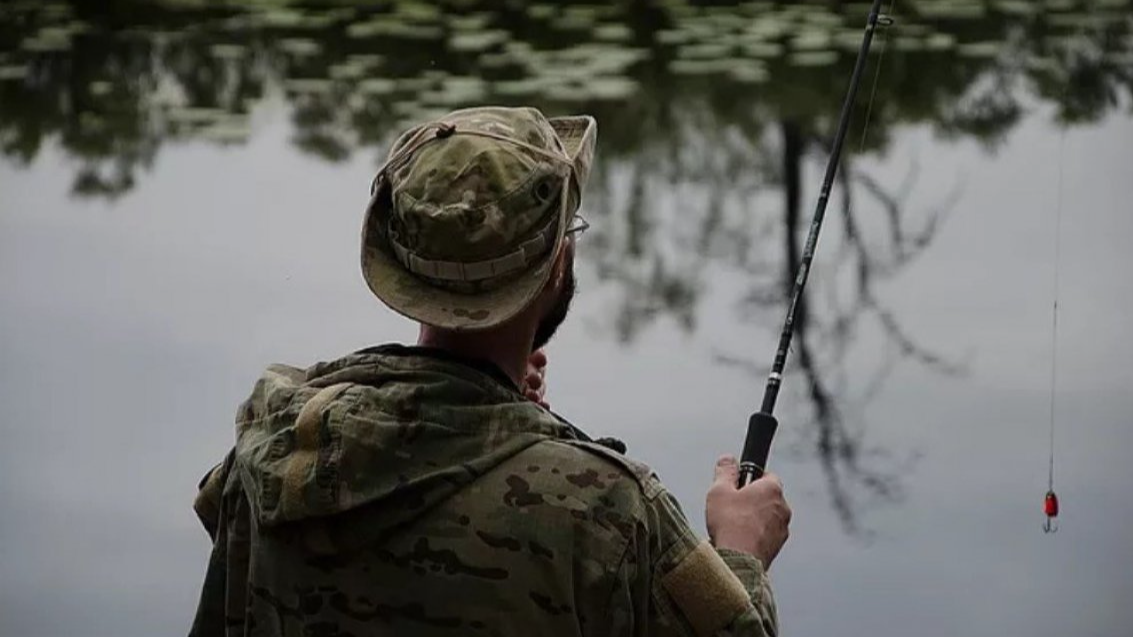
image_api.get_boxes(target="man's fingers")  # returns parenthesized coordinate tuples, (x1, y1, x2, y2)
(525, 371, 543, 391)
(528, 349, 547, 369)
(713, 455, 739, 487)
(758, 472, 784, 494)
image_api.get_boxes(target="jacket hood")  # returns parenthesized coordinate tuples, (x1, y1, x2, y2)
(214, 346, 576, 552)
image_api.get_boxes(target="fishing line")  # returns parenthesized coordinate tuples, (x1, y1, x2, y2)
(1043, 124, 1066, 534)
(857, 0, 898, 153)
(737, 0, 894, 486)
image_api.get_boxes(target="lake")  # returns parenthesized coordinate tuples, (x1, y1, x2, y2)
(1, 1, 1131, 635)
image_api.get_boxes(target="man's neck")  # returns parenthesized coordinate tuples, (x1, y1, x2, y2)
(417, 324, 533, 388)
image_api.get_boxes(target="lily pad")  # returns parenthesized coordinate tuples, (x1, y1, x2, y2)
(395, 2, 441, 22)
(926, 33, 956, 51)
(593, 24, 633, 42)
(793, 30, 833, 51)
(957, 42, 1001, 58)
(347, 54, 384, 68)
(669, 58, 733, 75)
(451, 14, 493, 31)
(278, 38, 321, 56)
(678, 42, 734, 59)
(527, 5, 557, 20)
(789, 50, 839, 66)
(357, 78, 398, 95)
(347, 19, 441, 40)
(330, 63, 367, 81)
(210, 43, 246, 60)
(918, 3, 986, 19)
(494, 78, 546, 96)
(0, 64, 28, 81)
(421, 77, 489, 105)
(656, 29, 695, 45)
(743, 42, 784, 58)
(729, 62, 770, 83)
(587, 76, 638, 100)
(992, 1, 1039, 16)
(450, 30, 510, 52)
(478, 53, 512, 69)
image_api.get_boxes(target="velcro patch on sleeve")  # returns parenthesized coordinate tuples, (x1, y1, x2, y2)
(661, 540, 752, 636)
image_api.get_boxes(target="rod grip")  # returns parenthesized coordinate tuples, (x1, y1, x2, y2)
(738, 411, 779, 486)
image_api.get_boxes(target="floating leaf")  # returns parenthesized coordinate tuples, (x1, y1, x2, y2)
(656, 29, 695, 45)
(0, 64, 28, 81)
(278, 38, 321, 56)
(210, 43, 245, 60)
(593, 24, 633, 42)
(926, 33, 956, 51)
(992, 1, 1039, 16)
(957, 41, 1001, 58)
(793, 30, 833, 51)
(729, 62, 769, 83)
(527, 5, 557, 20)
(789, 50, 839, 66)
(743, 41, 784, 58)
(587, 76, 637, 100)
(357, 78, 398, 95)
(678, 42, 734, 59)
(669, 58, 733, 75)
(494, 78, 546, 96)
(478, 52, 512, 69)
(450, 30, 509, 52)
(329, 63, 367, 80)
(918, 2, 986, 19)
(347, 19, 441, 40)
(451, 13, 492, 31)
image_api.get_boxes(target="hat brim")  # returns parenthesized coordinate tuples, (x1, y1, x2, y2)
(361, 115, 595, 331)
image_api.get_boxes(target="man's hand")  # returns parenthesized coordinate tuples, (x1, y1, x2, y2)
(705, 455, 792, 569)
(522, 349, 549, 409)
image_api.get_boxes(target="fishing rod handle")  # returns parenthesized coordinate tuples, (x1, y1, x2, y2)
(738, 411, 779, 487)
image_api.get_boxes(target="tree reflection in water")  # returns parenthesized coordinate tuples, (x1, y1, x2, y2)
(2, 0, 1130, 531)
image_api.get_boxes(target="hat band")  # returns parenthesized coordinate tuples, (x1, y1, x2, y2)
(388, 214, 559, 282)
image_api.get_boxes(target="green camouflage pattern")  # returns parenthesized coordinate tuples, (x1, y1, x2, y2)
(360, 107, 597, 331)
(190, 346, 778, 636)
(385, 106, 571, 263)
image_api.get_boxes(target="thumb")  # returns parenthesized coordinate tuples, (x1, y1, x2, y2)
(713, 455, 739, 487)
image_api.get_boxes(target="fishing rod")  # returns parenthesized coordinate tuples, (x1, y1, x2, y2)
(739, 0, 894, 487)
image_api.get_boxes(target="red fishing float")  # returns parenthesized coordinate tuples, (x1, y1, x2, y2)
(1043, 491, 1059, 518)
(1043, 490, 1059, 533)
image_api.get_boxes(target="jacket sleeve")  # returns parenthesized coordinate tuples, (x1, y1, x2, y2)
(189, 451, 252, 637)
(605, 488, 779, 637)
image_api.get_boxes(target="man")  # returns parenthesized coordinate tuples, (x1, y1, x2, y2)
(190, 106, 791, 636)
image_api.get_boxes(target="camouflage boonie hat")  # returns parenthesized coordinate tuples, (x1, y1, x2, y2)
(362, 106, 597, 330)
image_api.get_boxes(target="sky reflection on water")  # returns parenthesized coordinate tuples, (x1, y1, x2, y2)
(1, 1, 1132, 635)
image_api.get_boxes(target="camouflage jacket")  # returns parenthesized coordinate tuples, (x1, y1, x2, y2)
(190, 345, 778, 636)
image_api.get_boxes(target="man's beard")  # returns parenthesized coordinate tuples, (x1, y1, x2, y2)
(532, 267, 576, 351)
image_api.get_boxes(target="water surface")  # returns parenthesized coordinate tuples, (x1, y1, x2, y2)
(2, 1, 1132, 635)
